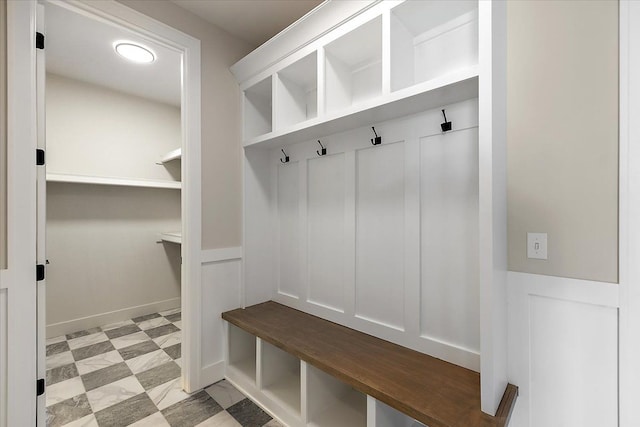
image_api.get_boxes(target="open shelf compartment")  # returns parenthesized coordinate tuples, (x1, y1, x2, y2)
(390, 0, 478, 92)
(306, 364, 366, 427)
(275, 52, 318, 130)
(228, 323, 257, 383)
(260, 340, 301, 415)
(325, 16, 382, 114)
(244, 76, 273, 140)
(370, 398, 426, 427)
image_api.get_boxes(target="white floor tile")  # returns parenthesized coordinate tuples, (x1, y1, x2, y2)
(75, 350, 124, 375)
(263, 420, 284, 427)
(147, 378, 191, 410)
(195, 411, 242, 427)
(45, 376, 85, 407)
(129, 411, 171, 427)
(46, 335, 66, 346)
(137, 316, 170, 331)
(85, 376, 145, 413)
(205, 380, 245, 409)
(67, 332, 109, 350)
(100, 319, 135, 331)
(111, 331, 150, 349)
(153, 331, 181, 348)
(175, 358, 182, 368)
(159, 308, 181, 317)
(46, 351, 75, 370)
(174, 320, 182, 330)
(63, 413, 99, 427)
(125, 349, 173, 374)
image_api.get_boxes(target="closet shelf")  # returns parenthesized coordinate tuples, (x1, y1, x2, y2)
(244, 66, 478, 150)
(159, 148, 181, 164)
(47, 173, 181, 189)
(160, 232, 182, 244)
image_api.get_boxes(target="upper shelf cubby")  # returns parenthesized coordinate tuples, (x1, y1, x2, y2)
(244, 77, 273, 140)
(325, 16, 382, 113)
(275, 52, 318, 129)
(390, 0, 478, 92)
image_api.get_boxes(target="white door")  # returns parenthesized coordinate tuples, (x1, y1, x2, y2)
(0, 0, 39, 426)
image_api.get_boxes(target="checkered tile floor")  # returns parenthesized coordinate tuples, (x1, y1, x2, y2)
(46, 309, 282, 427)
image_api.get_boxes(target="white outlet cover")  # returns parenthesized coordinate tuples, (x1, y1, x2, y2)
(527, 232, 548, 260)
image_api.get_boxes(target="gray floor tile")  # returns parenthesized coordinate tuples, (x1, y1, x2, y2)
(161, 390, 223, 427)
(164, 343, 181, 360)
(46, 363, 79, 386)
(81, 361, 133, 391)
(145, 324, 180, 339)
(66, 327, 102, 340)
(227, 399, 272, 427)
(72, 341, 115, 362)
(205, 380, 245, 410)
(46, 341, 70, 357)
(165, 312, 181, 322)
(104, 323, 141, 340)
(94, 392, 158, 427)
(118, 340, 161, 360)
(136, 361, 181, 390)
(132, 313, 162, 323)
(46, 393, 92, 427)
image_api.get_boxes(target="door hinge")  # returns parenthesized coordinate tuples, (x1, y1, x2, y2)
(36, 264, 45, 282)
(36, 32, 44, 50)
(36, 149, 45, 166)
(36, 378, 45, 396)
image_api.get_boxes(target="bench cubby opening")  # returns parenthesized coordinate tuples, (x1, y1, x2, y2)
(370, 398, 427, 427)
(244, 76, 273, 139)
(260, 339, 302, 415)
(275, 52, 318, 129)
(227, 323, 257, 383)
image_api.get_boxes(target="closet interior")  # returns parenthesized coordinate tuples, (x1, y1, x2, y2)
(44, 2, 183, 338)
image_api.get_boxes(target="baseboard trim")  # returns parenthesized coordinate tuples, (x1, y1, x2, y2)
(199, 360, 225, 390)
(46, 297, 181, 338)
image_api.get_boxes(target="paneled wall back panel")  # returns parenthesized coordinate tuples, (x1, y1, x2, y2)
(277, 162, 300, 298)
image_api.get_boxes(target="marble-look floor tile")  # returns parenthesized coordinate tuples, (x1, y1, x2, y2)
(47, 362, 79, 386)
(47, 341, 70, 356)
(100, 319, 134, 331)
(75, 350, 123, 375)
(46, 394, 92, 427)
(72, 341, 115, 362)
(85, 375, 145, 413)
(159, 307, 181, 317)
(94, 392, 157, 427)
(46, 335, 67, 346)
(162, 390, 223, 427)
(153, 331, 181, 348)
(118, 340, 161, 360)
(125, 348, 173, 374)
(68, 332, 109, 350)
(129, 411, 171, 427)
(164, 343, 181, 360)
(132, 313, 162, 323)
(46, 376, 85, 407)
(47, 351, 75, 370)
(66, 327, 102, 340)
(227, 399, 272, 427)
(111, 331, 151, 349)
(175, 358, 182, 368)
(81, 361, 133, 391)
(136, 361, 181, 390)
(62, 413, 99, 427)
(205, 380, 245, 409)
(147, 377, 191, 410)
(145, 323, 180, 339)
(195, 410, 242, 427)
(174, 320, 183, 330)
(138, 316, 171, 331)
(103, 324, 141, 340)
(262, 420, 284, 427)
(165, 312, 181, 322)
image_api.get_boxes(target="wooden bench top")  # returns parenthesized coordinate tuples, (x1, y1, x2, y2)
(222, 301, 517, 427)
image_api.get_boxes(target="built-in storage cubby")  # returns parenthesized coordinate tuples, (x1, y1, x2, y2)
(276, 53, 318, 129)
(390, 0, 478, 92)
(227, 324, 256, 383)
(260, 340, 301, 414)
(244, 77, 273, 139)
(306, 364, 366, 427)
(371, 398, 426, 427)
(325, 16, 382, 113)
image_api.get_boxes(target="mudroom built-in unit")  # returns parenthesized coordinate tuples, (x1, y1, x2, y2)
(43, 2, 183, 338)
(228, 1, 511, 426)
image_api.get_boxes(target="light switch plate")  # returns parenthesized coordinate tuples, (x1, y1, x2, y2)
(527, 232, 548, 260)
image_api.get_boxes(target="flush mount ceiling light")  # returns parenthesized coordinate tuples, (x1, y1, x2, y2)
(114, 41, 155, 64)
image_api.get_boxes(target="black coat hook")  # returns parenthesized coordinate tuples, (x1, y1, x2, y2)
(316, 140, 326, 156)
(371, 127, 381, 145)
(280, 149, 289, 163)
(441, 109, 452, 132)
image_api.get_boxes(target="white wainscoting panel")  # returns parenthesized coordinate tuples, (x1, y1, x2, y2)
(507, 271, 619, 427)
(307, 154, 346, 312)
(355, 142, 406, 331)
(420, 127, 479, 353)
(278, 162, 301, 299)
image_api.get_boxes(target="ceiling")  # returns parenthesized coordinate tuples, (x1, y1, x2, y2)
(170, 0, 324, 47)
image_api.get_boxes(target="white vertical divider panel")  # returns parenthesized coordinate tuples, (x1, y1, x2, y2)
(301, 361, 309, 425)
(256, 337, 263, 389)
(381, 9, 391, 96)
(343, 151, 357, 318)
(403, 137, 421, 336)
(277, 161, 300, 299)
(298, 160, 308, 302)
(317, 47, 326, 116)
(355, 142, 405, 331)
